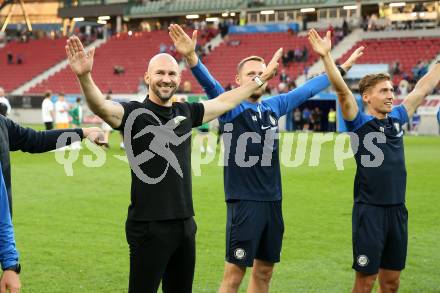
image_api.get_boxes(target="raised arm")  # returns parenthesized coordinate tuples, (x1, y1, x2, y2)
(308, 29, 360, 120)
(201, 48, 282, 123)
(66, 36, 124, 129)
(402, 62, 440, 117)
(169, 24, 225, 99)
(264, 45, 364, 117)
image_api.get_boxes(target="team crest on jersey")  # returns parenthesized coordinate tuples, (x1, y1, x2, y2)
(234, 248, 246, 260)
(357, 255, 369, 267)
(252, 115, 258, 122)
(379, 126, 385, 133)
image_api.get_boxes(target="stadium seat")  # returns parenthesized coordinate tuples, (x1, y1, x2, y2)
(338, 37, 440, 84)
(0, 37, 67, 92)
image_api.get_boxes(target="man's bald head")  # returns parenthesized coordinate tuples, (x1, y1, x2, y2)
(147, 53, 179, 74)
(145, 53, 181, 102)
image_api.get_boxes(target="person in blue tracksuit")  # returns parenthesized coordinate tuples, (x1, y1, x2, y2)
(169, 24, 364, 292)
(0, 162, 20, 293)
(309, 29, 440, 293)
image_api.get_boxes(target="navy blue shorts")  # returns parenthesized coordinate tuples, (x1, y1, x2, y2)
(226, 200, 284, 267)
(352, 203, 408, 275)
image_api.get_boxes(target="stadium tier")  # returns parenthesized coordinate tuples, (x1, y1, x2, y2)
(0, 37, 67, 92)
(28, 30, 314, 94)
(21, 33, 440, 95)
(28, 29, 215, 94)
(338, 38, 440, 84)
(182, 32, 320, 93)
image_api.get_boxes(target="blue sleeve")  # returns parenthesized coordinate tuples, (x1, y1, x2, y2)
(263, 74, 330, 118)
(191, 59, 243, 123)
(0, 166, 18, 270)
(344, 111, 373, 132)
(389, 104, 409, 125)
(5, 117, 83, 153)
(190, 60, 225, 99)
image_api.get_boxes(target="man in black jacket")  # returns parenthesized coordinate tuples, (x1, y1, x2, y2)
(0, 115, 104, 215)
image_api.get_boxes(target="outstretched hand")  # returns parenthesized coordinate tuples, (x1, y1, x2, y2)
(65, 35, 95, 77)
(261, 48, 283, 82)
(168, 24, 197, 57)
(308, 29, 331, 57)
(344, 46, 365, 69)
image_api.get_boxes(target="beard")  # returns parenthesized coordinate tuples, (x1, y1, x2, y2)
(151, 82, 178, 101)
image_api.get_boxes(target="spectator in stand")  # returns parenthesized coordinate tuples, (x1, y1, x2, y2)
(418, 61, 429, 78)
(328, 108, 336, 132)
(294, 48, 302, 62)
(279, 69, 288, 83)
(412, 61, 421, 81)
(292, 108, 302, 131)
(302, 46, 308, 62)
(224, 83, 234, 91)
(282, 53, 289, 67)
(7, 52, 13, 64)
(391, 61, 401, 75)
(342, 19, 349, 37)
(302, 107, 311, 130)
(159, 42, 167, 53)
(113, 65, 125, 75)
(287, 49, 294, 63)
(16, 54, 23, 65)
(288, 79, 297, 91)
(304, 66, 310, 80)
(399, 79, 409, 96)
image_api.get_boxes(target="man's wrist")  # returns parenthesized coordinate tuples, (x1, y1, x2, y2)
(80, 128, 86, 140)
(186, 52, 198, 67)
(77, 72, 92, 81)
(4, 263, 21, 274)
(337, 65, 347, 77)
(253, 75, 265, 87)
(340, 62, 351, 72)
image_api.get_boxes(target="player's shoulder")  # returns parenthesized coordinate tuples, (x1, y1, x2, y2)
(119, 100, 144, 112)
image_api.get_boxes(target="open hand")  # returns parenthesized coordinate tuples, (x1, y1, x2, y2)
(261, 48, 283, 82)
(168, 24, 197, 57)
(308, 29, 331, 57)
(66, 36, 95, 77)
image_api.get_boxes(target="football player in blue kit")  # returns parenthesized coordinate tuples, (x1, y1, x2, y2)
(169, 24, 364, 293)
(308, 28, 440, 293)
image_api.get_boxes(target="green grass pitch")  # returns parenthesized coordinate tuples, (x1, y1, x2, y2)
(9, 126, 440, 292)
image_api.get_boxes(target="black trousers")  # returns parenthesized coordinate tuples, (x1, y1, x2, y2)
(44, 122, 53, 130)
(126, 217, 197, 293)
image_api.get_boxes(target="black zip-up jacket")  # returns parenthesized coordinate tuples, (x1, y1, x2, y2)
(0, 115, 83, 215)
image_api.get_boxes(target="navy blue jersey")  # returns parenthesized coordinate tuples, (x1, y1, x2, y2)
(344, 105, 409, 205)
(192, 60, 330, 201)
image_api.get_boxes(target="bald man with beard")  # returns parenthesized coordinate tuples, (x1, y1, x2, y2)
(65, 36, 282, 293)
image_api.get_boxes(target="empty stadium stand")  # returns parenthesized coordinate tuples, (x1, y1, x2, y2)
(338, 37, 440, 84)
(28, 29, 215, 94)
(0, 37, 67, 92)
